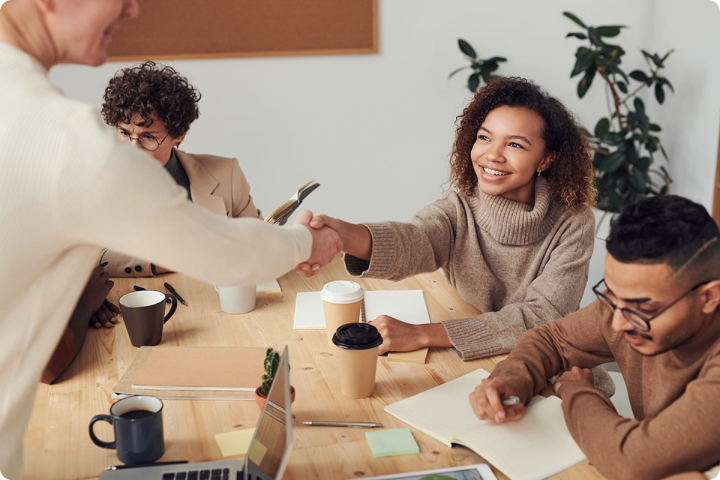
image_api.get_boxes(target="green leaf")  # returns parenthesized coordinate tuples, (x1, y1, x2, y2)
(660, 49, 674, 64)
(571, 50, 595, 77)
(588, 27, 604, 47)
(566, 32, 588, 40)
(577, 67, 596, 98)
(635, 156, 651, 170)
(600, 131, 626, 146)
(484, 56, 507, 63)
(480, 62, 500, 73)
(608, 66, 629, 84)
(597, 26, 624, 37)
(651, 53, 663, 68)
(648, 124, 661, 132)
(468, 72, 480, 92)
(629, 168, 647, 192)
(563, 11, 588, 29)
(617, 81, 628, 94)
(655, 83, 665, 104)
(629, 70, 648, 82)
(646, 138, 658, 153)
(633, 97, 646, 113)
(448, 66, 469, 79)
(660, 144, 669, 161)
(594, 118, 611, 137)
(479, 69, 492, 85)
(458, 39, 477, 59)
(599, 151, 626, 172)
(660, 165, 671, 180)
(657, 76, 675, 93)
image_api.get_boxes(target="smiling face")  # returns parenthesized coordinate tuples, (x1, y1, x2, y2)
(603, 254, 710, 356)
(470, 106, 553, 205)
(44, 0, 140, 67)
(117, 114, 184, 165)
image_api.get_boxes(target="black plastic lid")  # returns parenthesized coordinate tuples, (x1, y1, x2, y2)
(332, 323, 383, 350)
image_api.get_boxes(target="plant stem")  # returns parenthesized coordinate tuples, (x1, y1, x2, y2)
(597, 67, 623, 131)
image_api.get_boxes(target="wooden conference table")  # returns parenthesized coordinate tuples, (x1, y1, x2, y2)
(24, 256, 605, 480)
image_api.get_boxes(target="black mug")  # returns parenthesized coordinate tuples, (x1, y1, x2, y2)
(119, 290, 177, 347)
(89, 395, 165, 464)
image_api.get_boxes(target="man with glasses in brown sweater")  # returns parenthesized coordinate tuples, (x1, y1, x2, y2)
(469, 194, 720, 480)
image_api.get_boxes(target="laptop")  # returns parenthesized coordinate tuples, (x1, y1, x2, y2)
(100, 346, 293, 480)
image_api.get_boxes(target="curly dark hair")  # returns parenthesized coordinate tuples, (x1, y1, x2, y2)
(101, 61, 201, 138)
(449, 77, 596, 209)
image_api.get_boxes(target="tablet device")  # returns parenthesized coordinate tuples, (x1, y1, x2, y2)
(358, 463, 498, 480)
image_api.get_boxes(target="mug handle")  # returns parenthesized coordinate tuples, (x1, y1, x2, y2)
(89, 414, 116, 449)
(164, 295, 177, 324)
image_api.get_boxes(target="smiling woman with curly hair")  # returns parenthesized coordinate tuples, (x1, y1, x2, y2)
(306, 77, 611, 395)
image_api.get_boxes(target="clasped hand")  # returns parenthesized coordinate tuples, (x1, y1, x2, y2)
(293, 211, 343, 277)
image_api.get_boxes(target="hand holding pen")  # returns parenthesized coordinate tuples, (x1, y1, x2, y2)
(468, 377, 525, 424)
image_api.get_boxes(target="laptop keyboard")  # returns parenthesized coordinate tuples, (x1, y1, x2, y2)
(160, 468, 234, 480)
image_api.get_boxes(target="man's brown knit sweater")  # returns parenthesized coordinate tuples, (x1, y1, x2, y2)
(490, 302, 720, 480)
(344, 178, 595, 359)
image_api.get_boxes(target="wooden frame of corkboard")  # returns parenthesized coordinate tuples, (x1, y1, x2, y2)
(107, 0, 377, 61)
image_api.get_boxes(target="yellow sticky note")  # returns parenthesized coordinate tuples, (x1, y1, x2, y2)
(214, 428, 256, 457)
(248, 439, 268, 466)
(257, 280, 281, 293)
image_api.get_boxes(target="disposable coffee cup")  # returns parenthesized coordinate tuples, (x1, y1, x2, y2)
(332, 323, 383, 398)
(320, 281, 364, 342)
(215, 284, 256, 314)
(119, 290, 177, 347)
(89, 395, 165, 464)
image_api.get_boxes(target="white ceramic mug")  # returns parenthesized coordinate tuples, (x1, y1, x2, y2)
(215, 284, 256, 314)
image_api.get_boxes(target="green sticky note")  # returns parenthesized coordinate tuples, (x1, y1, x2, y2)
(365, 428, 420, 458)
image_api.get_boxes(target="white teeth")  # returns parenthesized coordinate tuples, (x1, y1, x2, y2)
(482, 167, 509, 176)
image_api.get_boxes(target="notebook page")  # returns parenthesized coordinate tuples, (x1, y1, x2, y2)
(456, 396, 585, 480)
(384, 369, 491, 445)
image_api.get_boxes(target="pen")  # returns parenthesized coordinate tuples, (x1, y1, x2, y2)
(501, 395, 521, 407)
(99, 261, 109, 268)
(164, 282, 188, 306)
(302, 421, 383, 428)
(106, 460, 188, 470)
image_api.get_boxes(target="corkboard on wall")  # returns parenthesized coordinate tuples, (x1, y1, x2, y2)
(107, 0, 378, 61)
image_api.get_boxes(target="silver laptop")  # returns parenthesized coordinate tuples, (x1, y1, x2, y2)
(100, 346, 293, 480)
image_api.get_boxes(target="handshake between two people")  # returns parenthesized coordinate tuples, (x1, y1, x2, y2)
(293, 211, 364, 277)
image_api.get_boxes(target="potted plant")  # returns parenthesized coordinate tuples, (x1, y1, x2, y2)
(254, 348, 295, 409)
(448, 39, 507, 93)
(563, 11, 673, 214)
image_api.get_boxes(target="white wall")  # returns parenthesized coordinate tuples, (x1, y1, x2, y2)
(50, 0, 720, 225)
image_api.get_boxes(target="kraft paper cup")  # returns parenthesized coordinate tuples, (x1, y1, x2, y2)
(332, 323, 383, 398)
(320, 281, 364, 342)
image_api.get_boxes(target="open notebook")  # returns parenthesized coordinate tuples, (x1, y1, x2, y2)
(385, 369, 586, 480)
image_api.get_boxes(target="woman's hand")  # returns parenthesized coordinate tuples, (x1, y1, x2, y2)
(369, 315, 450, 355)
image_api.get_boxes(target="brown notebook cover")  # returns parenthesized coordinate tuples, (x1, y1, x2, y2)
(114, 346, 267, 400)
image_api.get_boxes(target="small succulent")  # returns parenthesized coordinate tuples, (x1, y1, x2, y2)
(259, 348, 280, 396)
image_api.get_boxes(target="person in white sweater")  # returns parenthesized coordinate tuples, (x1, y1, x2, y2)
(0, 1, 341, 478)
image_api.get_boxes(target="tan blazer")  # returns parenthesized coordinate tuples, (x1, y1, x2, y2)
(103, 150, 261, 277)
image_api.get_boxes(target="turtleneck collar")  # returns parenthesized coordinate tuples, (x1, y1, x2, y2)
(467, 177, 563, 245)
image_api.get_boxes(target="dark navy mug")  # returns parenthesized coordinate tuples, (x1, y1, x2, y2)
(89, 395, 165, 464)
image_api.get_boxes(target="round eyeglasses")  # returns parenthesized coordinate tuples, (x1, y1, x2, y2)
(592, 278, 710, 332)
(118, 129, 170, 152)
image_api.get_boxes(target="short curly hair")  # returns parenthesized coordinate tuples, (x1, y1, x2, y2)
(449, 77, 596, 209)
(102, 61, 201, 138)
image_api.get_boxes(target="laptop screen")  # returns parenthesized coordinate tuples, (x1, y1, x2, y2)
(245, 346, 293, 480)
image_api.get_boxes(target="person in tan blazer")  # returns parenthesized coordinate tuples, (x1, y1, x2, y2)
(43, 61, 261, 382)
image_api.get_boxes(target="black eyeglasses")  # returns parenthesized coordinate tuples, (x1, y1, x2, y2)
(118, 129, 170, 152)
(592, 278, 710, 332)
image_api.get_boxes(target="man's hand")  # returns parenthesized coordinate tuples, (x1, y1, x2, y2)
(293, 210, 343, 277)
(553, 366, 594, 397)
(90, 299, 120, 329)
(79, 264, 118, 328)
(369, 315, 449, 355)
(469, 377, 525, 424)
